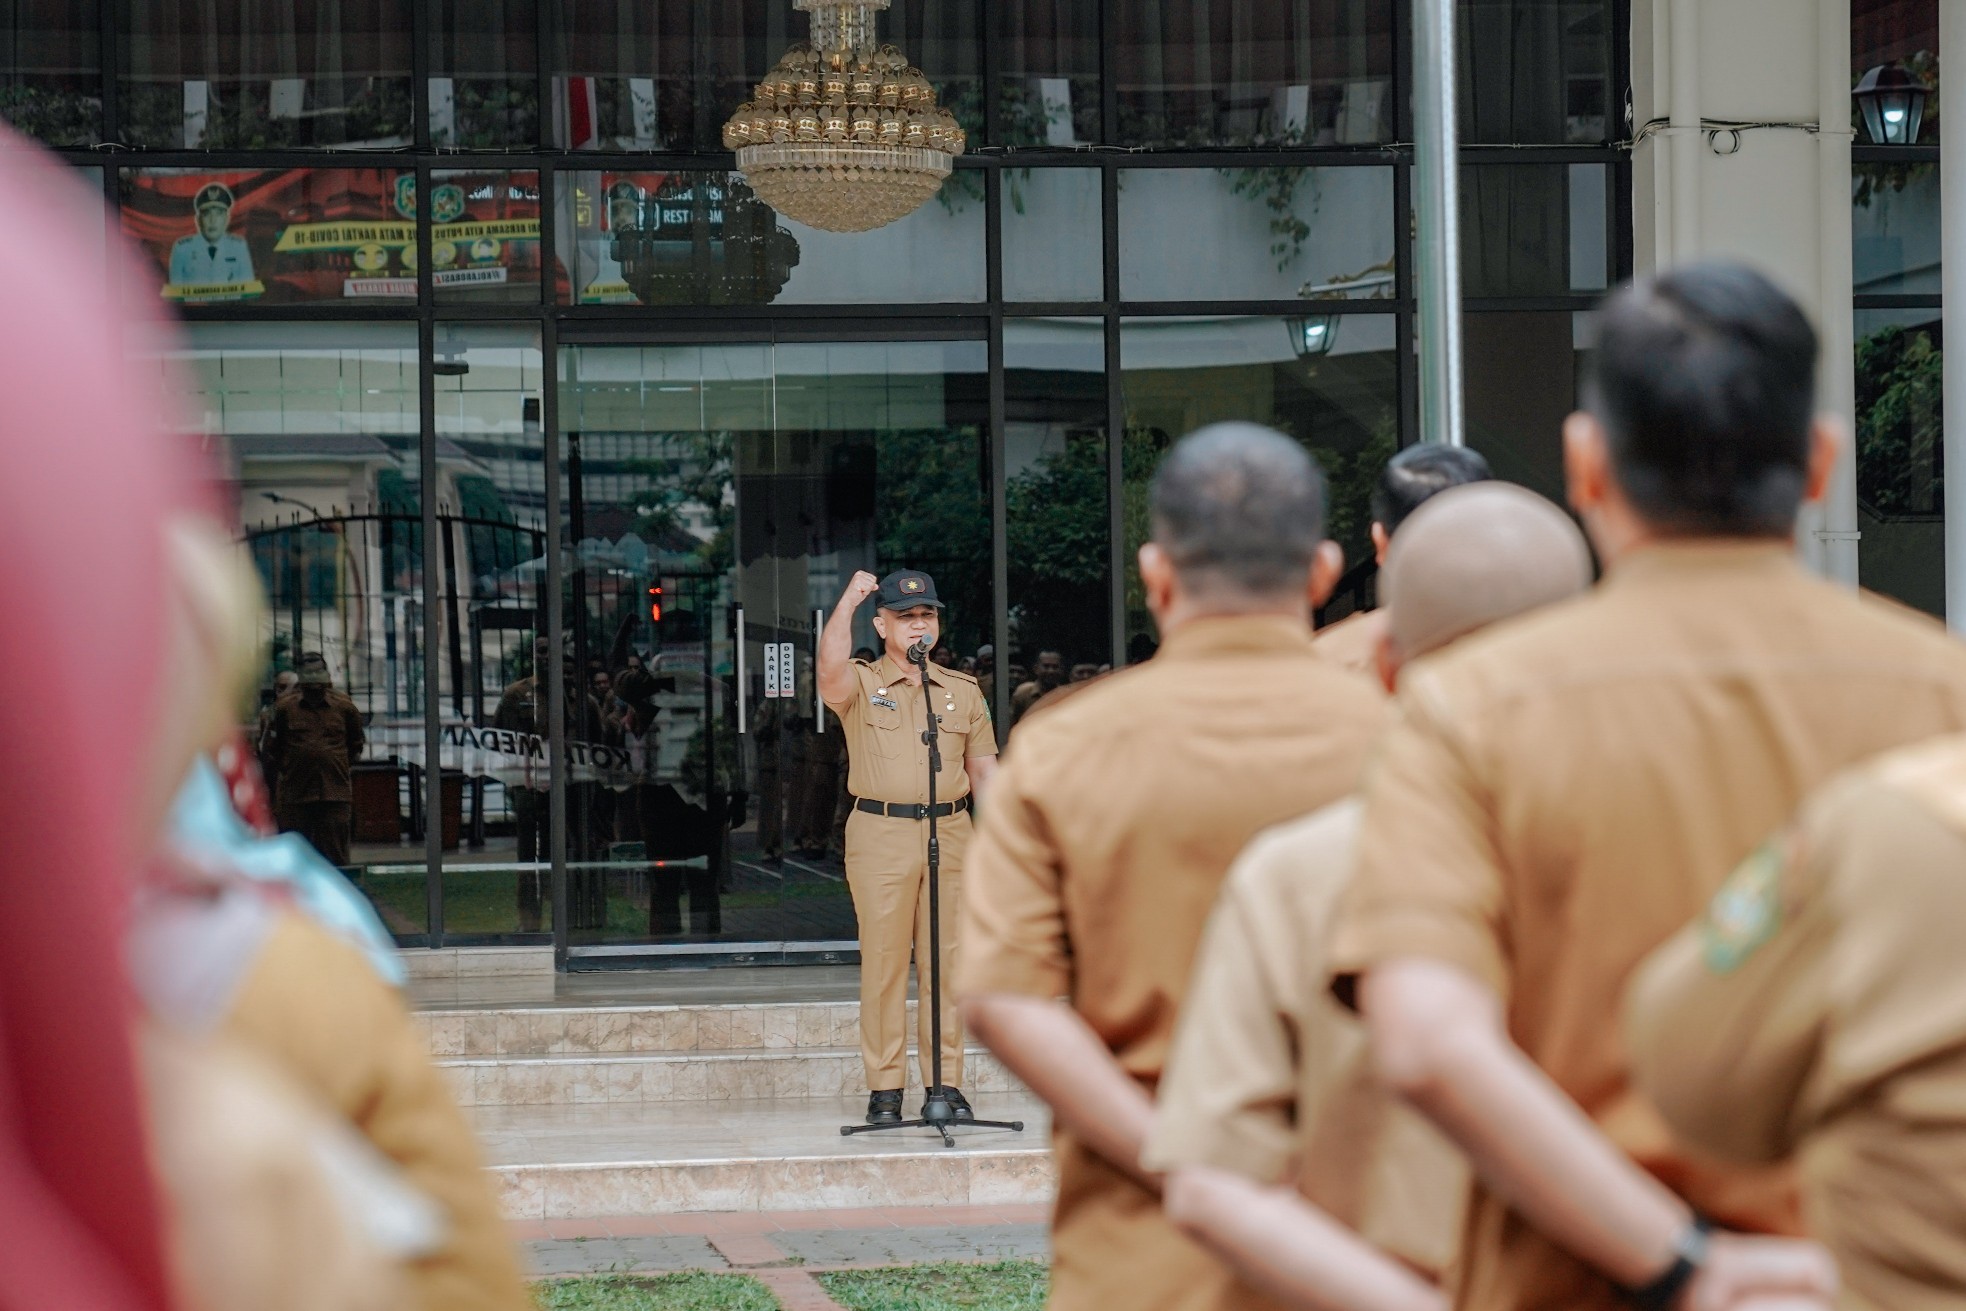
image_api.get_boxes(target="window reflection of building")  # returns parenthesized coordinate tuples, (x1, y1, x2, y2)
(1120, 314, 1398, 654)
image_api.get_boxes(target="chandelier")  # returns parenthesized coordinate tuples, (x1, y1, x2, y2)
(721, 0, 967, 234)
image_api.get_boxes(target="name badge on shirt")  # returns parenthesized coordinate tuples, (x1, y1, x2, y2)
(870, 694, 899, 710)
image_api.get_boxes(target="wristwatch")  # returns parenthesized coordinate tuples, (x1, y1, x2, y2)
(1620, 1216, 1713, 1311)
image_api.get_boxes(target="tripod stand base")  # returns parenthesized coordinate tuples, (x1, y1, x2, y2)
(841, 1115, 1029, 1148)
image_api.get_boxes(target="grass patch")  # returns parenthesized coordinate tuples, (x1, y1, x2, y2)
(533, 1272, 781, 1311)
(818, 1261, 1049, 1311)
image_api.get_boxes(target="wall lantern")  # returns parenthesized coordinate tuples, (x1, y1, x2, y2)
(1854, 63, 1927, 145)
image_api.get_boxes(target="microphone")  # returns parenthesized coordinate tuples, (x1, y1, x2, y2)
(909, 634, 933, 667)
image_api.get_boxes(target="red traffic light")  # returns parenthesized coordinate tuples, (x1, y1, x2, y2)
(648, 584, 664, 623)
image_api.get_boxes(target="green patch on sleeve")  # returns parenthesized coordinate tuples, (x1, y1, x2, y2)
(1699, 840, 1786, 975)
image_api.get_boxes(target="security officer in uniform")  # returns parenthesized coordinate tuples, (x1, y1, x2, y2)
(260, 651, 365, 868)
(818, 568, 997, 1126)
(1620, 732, 1966, 1310)
(168, 183, 255, 287)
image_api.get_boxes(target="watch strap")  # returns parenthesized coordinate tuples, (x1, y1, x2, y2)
(1620, 1216, 1713, 1311)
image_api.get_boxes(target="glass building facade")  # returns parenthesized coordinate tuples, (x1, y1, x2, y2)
(22, 0, 1936, 963)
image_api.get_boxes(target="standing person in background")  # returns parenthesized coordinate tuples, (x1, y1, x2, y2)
(1009, 650, 1065, 727)
(494, 637, 604, 931)
(819, 569, 998, 1125)
(1327, 263, 1966, 1311)
(262, 651, 364, 868)
(1146, 483, 1594, 1311)
(959, 423, 1384, 1311)
(1313, 444, 1492, 675)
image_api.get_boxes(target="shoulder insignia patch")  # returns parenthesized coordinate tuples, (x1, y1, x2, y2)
(1700, 840, 1786, 974)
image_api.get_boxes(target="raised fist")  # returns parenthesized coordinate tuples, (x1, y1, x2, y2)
(844, 570, 881, 605)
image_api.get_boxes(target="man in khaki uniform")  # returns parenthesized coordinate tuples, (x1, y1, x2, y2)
(1327, 263, 1966, 1311)
(818, 568, 997, 1125)
(1314, 444, 1491, 675)
(1146, 483, 1593, 1311)
(1627, 732, 1966, 1311)
(959, 422, 1386, 1311)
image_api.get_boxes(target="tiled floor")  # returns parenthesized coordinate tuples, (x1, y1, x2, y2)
(515, 1203, 1051, 1273)
(472, 1094, 1049, 1168)
(410, 964, 873, 1011)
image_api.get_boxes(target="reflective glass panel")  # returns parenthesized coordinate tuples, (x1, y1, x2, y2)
(1461, 163, 1610, 296)
(1006, 318, 1108, 727)
(119, 0, 413, 148)
(1115, 1, 1393, 147)
(1854, 161, 1940, 295)
(149, 322, 427, 935)
(557, 336, 990, 947)
(1855, 306, 1944, 617)
(996, 0, 1099, 145)
(121, 166, 419, 306)
(558, 168, 983, 305)
(554, 0, 691, 149)
(432, 323, 555, 936)
(0, 0, 100, 143)
(1119, 166, 1395, 303)
(1459, 1, 1612, 144)
(430, 0, 538, 148)
(430, 168, 546, 304)
(1003, 167, 1102, 303)
(1120, 314, 1397, 658)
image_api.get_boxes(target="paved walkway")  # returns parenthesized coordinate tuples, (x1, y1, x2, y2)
(512, 1203, 1050, 1309)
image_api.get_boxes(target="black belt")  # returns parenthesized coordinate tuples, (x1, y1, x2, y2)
(854, 796, 970, 820)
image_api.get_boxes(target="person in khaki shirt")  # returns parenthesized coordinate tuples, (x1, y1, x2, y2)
(959, 422, 1387, 1311)
(1147, 482, 1594, 1311)
(1314, 444, 1492, 676)
(1326, 264, 1966, 1311)
(818, 567, 997, 1125)
(1627, 733, 1966, 1311)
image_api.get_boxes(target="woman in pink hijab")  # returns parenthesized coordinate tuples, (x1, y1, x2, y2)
(0, 134, 188, 1311)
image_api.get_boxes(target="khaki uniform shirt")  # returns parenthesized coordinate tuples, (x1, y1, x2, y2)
(1144, 800, 1466, 1278)
(1328, 542, 1966, 1311)
(227, 914, 533, 1311)
(837, 656, 994, 804)
(959, 614, 1386, 1311)
(1629, 735, 1966, 1311)
(263, 692, 366, 804)
(1314, 609, 1387, 677)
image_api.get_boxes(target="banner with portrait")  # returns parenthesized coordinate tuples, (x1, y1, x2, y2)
(121, 167, 563, 305)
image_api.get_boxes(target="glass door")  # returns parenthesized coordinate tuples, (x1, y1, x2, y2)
(559, 329, 988, 960)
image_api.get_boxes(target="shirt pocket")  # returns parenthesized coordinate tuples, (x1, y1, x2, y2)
(866, 705, 909, 758)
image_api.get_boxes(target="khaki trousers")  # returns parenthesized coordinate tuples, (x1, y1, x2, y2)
(844, 807, 969, 1091)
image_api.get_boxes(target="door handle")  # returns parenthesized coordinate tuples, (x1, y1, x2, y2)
(812, 608, 825, 731)
(734, 605, 748, 735)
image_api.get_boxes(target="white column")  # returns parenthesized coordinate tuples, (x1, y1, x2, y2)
(1944, 2, 1966, 627)
(1628, 0, 1858, 585)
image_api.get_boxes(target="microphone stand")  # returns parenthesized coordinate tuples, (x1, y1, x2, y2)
(841, 640, 1025, 1149)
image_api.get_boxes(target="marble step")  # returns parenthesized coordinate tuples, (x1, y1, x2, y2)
(476, 1094, 1055, 1218)
(439, 1044, 1021, 1108)
(418, 999, 905, 1059)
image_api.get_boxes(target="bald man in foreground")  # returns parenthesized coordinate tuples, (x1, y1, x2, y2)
(1144, 484, 1595, 1311)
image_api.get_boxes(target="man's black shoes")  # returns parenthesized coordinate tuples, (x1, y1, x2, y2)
(865, 1089, 904, 1125)
(924, 1086, 976, 1121)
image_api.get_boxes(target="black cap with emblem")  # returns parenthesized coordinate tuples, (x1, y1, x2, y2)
(875, 569, 943, 610)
